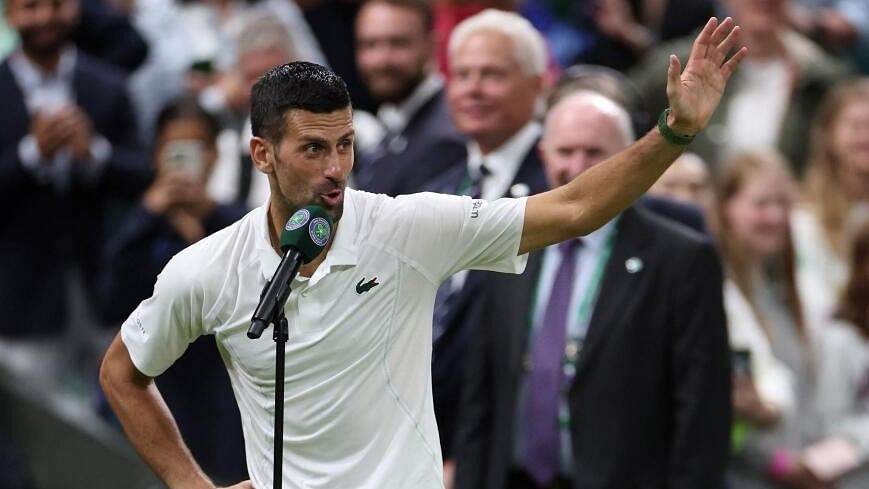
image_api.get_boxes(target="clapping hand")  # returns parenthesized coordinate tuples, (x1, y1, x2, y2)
(665, 17, 748, 135)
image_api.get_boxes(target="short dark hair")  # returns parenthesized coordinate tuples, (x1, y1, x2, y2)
(250, 61, 351, 142)
(361, 0, 433, 32)
(155, 96, 221, 144)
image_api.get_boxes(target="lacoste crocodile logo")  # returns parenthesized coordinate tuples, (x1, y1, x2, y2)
(356, 277, 380, 294)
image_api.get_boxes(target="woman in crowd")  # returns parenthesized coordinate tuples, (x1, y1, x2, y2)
(793, 78, 869, 322)
(714, 151, 824, 489)
(812, 218, 869, 488)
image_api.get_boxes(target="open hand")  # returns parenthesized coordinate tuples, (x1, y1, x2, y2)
(666, 17, 748, 135)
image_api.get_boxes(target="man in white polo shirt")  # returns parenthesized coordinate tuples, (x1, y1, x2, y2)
(99, 12, 746, 489)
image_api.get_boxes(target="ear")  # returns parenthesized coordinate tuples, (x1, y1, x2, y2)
(250, 136, 274, 174)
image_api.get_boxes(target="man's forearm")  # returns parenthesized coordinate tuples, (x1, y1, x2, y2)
(100, 338, 213, 489)
(521, 128, 683, 253)
(566, 127, 684, 234)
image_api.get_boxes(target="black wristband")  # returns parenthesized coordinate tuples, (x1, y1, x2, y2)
(657, 108, 695, 146)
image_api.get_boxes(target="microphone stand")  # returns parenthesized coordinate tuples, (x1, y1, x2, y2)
(272, 311, 288, 489)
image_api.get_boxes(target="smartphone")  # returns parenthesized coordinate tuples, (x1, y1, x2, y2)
(160, 140, 204, 179)
(731, 349, 752, 379)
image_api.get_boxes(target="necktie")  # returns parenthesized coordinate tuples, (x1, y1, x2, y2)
(460, 163, 488, 200)
(525, 239, 582, 485)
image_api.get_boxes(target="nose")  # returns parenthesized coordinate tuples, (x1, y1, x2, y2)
(322, 151, 349, 181)
(569, 153, 592, 178)
(367, 45, 391, 67)
(34, 4, 55, 25)
(453, 70, 483, 97)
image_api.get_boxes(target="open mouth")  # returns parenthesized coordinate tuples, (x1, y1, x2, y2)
(320, 189, 343, 207)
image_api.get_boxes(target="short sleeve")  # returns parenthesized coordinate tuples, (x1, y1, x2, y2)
(120, 253, 206, 377)
(385, 193, 528, 283)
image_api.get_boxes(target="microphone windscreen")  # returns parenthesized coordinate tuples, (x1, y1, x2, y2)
(280, 205, 333, 263)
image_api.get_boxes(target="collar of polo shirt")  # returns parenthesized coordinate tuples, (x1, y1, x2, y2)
(254, 191, 360, 285)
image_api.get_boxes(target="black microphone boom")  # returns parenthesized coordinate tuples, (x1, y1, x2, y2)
(247, 250, 304, 339)
(247, 205, 333, 339)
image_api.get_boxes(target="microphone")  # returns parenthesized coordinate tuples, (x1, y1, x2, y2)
(247, 205, 333, 339)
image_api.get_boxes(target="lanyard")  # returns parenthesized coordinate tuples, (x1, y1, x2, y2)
(455, 170, 473, 195)
(526, 216, 620, 373)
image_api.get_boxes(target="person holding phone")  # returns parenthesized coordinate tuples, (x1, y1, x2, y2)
(97, 97, 249, 482)
(714, 151, 825, 489)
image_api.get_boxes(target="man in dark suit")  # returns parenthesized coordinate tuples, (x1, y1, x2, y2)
(454, 90, 731, 489)
(427, 10, 552, 481)
(0, 0, 149, 338)
(351, 0, 466, 196)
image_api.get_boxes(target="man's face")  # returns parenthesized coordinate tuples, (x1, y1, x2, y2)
(649, 153, 713, 209)
(447, 30, 541, 153)
(256, 108, 355, 223)
(355, 2, 431, 104)
(6, 0, 80, 58)
(239, 46, 292, 106)
(538, 102, 628, 190)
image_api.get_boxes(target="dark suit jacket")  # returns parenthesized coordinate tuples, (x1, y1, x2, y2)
(0, 51, 150, 336)
(425, 141, 548, 459)
(353, 89, 467, 196)
(455, 205, 731, 489)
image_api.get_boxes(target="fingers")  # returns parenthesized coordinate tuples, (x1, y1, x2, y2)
(713, 22, 741, 66)
(709, 17, 735, 47)
(689, 17, 718, 61)
(666, 54, 681, 99)
(721, 46, 749, 82)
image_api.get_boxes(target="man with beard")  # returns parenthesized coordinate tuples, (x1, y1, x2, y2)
(99, 9, 746, 488)
(351, 0, 466, 196)
(0, 0, 149, 341)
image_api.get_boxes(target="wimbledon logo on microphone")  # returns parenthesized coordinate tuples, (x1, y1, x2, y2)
(309, 218, 330, 246)
(286, 208, 311, 231)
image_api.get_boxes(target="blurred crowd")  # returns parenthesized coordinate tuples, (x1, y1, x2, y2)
(0, 0, 868, 488)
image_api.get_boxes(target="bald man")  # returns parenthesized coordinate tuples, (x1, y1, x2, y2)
(454, 91, 731, 489)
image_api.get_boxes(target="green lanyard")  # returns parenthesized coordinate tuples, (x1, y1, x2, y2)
(526, 216, 620, 374)
(455, 170, 473, 195)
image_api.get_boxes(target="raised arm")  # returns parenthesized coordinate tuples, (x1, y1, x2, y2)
(519, 17, 746, 254)
(99, 333, 252, 489)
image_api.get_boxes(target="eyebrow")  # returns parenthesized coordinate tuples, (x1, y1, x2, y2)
(297, 130, 355, 146)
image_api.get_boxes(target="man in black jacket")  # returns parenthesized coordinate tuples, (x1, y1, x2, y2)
(351, 0, 465, 196)
(454, 89, 731, 489)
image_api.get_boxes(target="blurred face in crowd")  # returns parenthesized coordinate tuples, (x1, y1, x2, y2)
(355, 1, 432, 104)
(239, 46, 293, 106)
(725, 0, 787, 35)
(723, 166, 794, 260)
(155, 116, 219, 186)
(6, 0, 80, 59)
(831, 98, 869, 200)
(538, 94, 629, 189)
(650, 153, 714, 210)
(252, 108, 354, 223)
(448, 30, 541, 154)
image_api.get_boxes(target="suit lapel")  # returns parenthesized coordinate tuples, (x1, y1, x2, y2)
(509, 141, 548, 197)
(572, 207, 652, 381)
(71, 56, 96, 116)
(0, 61, 31, 139)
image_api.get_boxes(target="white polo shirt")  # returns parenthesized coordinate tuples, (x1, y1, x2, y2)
(121, 188, 528, 489)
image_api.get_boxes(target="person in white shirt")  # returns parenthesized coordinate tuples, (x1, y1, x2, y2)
(98, 11, 746, 489)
